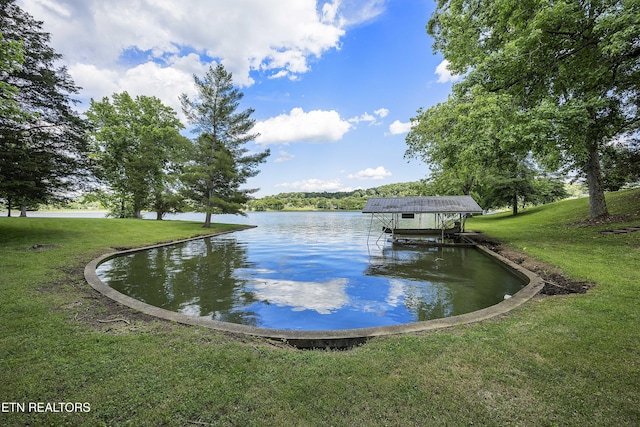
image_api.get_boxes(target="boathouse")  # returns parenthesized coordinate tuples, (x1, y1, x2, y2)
(362, 196, 483, 244)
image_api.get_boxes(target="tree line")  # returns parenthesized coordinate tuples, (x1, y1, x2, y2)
(248, 182, 428, 211)
(247, 178, 581, 213)
(0, 0, 268, 227)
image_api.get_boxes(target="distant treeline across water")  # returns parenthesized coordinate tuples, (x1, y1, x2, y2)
(247, 181, 427, 211)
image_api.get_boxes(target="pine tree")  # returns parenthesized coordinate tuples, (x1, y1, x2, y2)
(0, 0, 88, 216)
(180, 64, 269, 227)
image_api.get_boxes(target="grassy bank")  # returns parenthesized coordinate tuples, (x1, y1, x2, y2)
(1, 191, 639, 426)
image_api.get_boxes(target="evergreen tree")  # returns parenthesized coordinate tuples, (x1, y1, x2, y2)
(180, 64, 269, 228)
(0, 0, 89, 216)
(0, 30, 25, 122)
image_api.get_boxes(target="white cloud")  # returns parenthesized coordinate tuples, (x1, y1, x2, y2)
(17, 0, 391, 128)
(253, 108, 352, 145)
(69, 56, 206, 119)
(268, 70, 295, 80)
(348, 112, 376, 124)
(274, 150, 295, 163)
(68, 64, 121, 102)
(388, 120, 413, 135)
(338, 0, 388, 26)
(276, 178, 348, 192)
(18, 0, 388, 98)
(348, 166, 392, 180)
(348, 108, 389, 126)
(374, 108, 389, 118)
(435, 59, 461, 83)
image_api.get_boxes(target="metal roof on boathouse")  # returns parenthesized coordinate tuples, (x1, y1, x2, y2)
(362, 196, 483, 214)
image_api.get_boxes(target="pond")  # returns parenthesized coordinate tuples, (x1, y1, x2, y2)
(96, 212, 526, 331)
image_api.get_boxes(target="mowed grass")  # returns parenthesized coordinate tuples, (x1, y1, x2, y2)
(1, 191, 639, 426)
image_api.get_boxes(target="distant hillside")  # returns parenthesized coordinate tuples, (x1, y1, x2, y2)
(247, 181, 428, 211)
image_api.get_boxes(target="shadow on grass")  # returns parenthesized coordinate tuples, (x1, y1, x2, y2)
(478, 207, 545, 221)
(0, 217, 84, 248)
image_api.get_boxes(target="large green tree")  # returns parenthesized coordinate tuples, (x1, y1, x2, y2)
(0, 0, 88, 216)
(427, 0, 640, 219)
(87, 92, 189, 218)
(180, 64, 269, 228)
(406, 87, 522, 191)
(406, 86, 569, 214)
(0, 30, 25, 122)
(406, 87, 532, 212)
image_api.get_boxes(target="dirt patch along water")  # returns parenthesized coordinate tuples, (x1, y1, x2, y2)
(470, 235, 594, 295)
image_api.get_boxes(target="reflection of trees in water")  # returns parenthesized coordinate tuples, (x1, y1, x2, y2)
(101, 237, 259, 326)
(366, 246, 525, 320)
(98, 232, 527, 327)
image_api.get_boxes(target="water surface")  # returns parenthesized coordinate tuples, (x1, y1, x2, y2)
(97, 212, 525, 330)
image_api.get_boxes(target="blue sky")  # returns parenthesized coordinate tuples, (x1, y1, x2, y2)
(18, 0, 460, 196)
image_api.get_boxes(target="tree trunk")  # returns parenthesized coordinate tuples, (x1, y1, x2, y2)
(203, 212, 212, 228)
(585, 144, 609, 219)
(7, 198, 11, 217)
(156, 211, 163, 220)
(204, 186, 214, 228)
(20, 206, 27, 217)
(512, 192, 518, 216)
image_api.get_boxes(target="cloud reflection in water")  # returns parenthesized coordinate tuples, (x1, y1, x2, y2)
(250, 278, 350, 314)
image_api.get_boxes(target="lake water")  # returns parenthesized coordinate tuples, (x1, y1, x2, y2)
(95, 211, 526, 331)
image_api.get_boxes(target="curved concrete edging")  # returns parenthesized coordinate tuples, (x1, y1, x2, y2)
(84, 230, 544, 349)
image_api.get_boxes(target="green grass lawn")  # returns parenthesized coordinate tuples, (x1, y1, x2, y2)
(1, 191, 639, 426)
